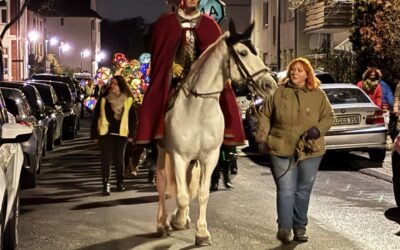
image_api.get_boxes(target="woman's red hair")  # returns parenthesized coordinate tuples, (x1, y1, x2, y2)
(282, 57, 320, 90)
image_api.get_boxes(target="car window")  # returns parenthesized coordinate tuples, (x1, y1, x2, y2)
(316, 73, 336, 83)
(323, 88, 371, 104)
(32, 75, 76, 93)
(52, 84, 72, 102)
(33, 85, 54, 107)
(4, 98, 19, 117)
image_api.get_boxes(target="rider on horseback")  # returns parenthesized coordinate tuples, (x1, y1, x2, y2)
(135, 0, 245, 146)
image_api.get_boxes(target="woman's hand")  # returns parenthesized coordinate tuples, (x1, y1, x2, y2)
(128, 137, 134, 143)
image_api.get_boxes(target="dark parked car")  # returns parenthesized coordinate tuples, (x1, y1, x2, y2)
(0, 81, 54, 154)
(0, 87, 45, 188)
(31, 80, 79, 139)
(30, 73, 83, 120)
(28, 82, 64, 148)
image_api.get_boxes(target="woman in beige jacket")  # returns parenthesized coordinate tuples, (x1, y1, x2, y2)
(256, 57, 334, 244)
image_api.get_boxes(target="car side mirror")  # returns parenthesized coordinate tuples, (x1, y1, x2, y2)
(0, 123, 33, 144)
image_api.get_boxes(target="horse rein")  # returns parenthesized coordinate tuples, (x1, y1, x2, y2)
(182, 39, 269, 98)
(227, 41, 270, 97)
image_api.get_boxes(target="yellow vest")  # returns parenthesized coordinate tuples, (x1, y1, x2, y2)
(98, 96, 133, 137)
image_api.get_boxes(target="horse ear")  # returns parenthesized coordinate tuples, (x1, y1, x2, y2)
(229, 19, 237, 37)
(243, 22, 255, 39)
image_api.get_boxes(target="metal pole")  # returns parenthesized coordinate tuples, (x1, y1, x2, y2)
(276, 0, 281, 71)
(80, 52, 83, 72)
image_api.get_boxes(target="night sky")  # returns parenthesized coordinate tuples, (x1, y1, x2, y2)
(96, 0, 168, 22)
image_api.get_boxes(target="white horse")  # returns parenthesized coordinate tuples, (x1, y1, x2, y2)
(155, 21, 277, 246)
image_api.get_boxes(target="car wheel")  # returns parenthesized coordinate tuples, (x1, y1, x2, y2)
(368, 149, 386, 162)
(21, 158, 36, 189)
(55, 129, 62, 145)
(4, 191, 19, 249)
(392, 151, 400, 207)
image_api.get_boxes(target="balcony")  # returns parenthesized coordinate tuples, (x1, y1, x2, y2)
(304, 1, 353, 33)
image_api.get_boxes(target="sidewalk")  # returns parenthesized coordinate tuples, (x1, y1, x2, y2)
(353, 150, 393, 183)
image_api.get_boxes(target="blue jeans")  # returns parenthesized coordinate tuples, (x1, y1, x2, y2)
(270, 155, 323, 230)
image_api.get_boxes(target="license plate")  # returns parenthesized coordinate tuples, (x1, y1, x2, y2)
(334, 115, 360, 126)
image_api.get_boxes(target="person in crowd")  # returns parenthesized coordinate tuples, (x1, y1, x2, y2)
(135, 0, 245, 147)
(377, 72, 394, 150)
(91, 76, 137, 195)
(210, 145, 235, 191)
(356, 68, 382, 108)
(84, 79, 95, 98)
(255, 57, 334, 244)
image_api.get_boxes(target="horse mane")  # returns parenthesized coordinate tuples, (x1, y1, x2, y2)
(186, 32, 230, 84)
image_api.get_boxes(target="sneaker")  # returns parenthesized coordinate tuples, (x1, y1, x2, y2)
(277, 228, 292, 244)
(293, 228, 308, 242)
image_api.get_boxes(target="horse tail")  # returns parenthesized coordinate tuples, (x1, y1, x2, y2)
(188, 160, 201, 200)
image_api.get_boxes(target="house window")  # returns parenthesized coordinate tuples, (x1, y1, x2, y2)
(91, 20, 95, 30)
(3, 47, 8, 77)
(60, 18, 64, 26)
(0, 8, 6, 23)
(263, 1, 269, 27)
(33, 18, 36, 28)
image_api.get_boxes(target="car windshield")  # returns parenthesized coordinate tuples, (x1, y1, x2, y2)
(323, 88, 371, 104)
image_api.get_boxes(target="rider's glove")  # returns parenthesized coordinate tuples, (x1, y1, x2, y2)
(172, 62, 184, 78)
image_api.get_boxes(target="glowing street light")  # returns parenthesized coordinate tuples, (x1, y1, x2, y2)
(80, 49, 91, 72)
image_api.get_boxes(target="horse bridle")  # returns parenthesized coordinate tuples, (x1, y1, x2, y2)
(227, 40, 270, 97)
(184, 39, 269, 98)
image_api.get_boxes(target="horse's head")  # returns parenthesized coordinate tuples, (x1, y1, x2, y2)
(225, 20, 277, 99)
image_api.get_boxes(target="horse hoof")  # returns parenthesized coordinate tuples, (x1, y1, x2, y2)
(156, 227, 170, 237)
(195, 235, 212, 246)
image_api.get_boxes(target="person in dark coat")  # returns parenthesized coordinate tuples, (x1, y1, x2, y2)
(91, 76, 137, 195)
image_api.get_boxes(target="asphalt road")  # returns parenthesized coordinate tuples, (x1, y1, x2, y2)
(18, 117, 400, 250)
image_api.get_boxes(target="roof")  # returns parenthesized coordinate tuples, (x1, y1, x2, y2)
(29, 0, 102, 19)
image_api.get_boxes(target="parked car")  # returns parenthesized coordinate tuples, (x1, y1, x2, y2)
(30, 80, 79, 139)
(322, 84, 387, 161)
(0, 89, 32, 249)
(30, 73, 83, 122)
(0, 81, 54, 155)
(28, 82, 64, 147)
(0, 87, 45, 189)
(273, 70, 336, 83)
(245, 83, 387, 163)
(391, 136, 400, 208)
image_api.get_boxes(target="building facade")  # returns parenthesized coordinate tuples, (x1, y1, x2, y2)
(251, 0, 352, 71)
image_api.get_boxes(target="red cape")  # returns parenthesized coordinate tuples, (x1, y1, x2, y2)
(136, 12, 245, 146)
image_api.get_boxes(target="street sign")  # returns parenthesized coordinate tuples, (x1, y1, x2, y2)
(199, 0, 226, 25)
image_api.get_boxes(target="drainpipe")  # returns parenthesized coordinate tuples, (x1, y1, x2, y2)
(276, 0, 281, 71)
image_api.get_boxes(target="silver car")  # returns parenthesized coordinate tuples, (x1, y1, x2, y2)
(321, 84, 387, 162)
(0, 87, 44, 189)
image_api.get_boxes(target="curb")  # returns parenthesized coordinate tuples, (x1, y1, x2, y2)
(358, 168, 393, 183)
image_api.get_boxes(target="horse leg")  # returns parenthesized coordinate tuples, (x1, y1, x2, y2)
(195, 151, 220, 246)
(155, 147, 170, 237)
(170, 153, 191, 230)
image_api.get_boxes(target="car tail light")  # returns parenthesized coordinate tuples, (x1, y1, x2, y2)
(366, 110, 384, 124)
(18, 120, 33, 129)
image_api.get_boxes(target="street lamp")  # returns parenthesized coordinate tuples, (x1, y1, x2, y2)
(58, 42, 70, 64)
(80, 49, 91, 72)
